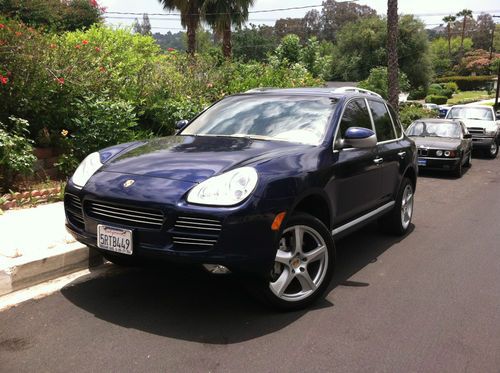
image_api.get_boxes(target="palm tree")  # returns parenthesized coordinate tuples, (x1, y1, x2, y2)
(202, 0, 255, 58)
(387, 0, 399, 109)
(442, 15, 456, 56)
(159, 0, 203, 55)
(456, 9, 473, 52)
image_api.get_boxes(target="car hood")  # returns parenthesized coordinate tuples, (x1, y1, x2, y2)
(101, 135, 312, 183)
(459, 119, 498, 132)
(411, 137, 461, 150)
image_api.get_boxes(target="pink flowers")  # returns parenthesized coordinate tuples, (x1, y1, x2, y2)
(0, 24, 5, 30)
(0, 75, 8, 85)
(167, 47, 175, 52)
(55, 77, 65, 85)
(82, 40, 89, 45)
(75, 44, 81, 49)
(94, 47, 101, 52)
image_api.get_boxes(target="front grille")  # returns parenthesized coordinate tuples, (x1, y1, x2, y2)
(85, 201, 164, 230)
(468, 127, 485, 135)
(65, 193, 84, 229)
(172, 216, 222, 249)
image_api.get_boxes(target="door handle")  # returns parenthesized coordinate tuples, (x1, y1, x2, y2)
(373, 157, 384, 165)
(398, 151, 406, 159)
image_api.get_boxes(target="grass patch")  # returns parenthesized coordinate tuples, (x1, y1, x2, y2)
(447, 91, 495, 105)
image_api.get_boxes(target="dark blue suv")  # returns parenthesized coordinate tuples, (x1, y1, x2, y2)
(64, 88, 418, 310)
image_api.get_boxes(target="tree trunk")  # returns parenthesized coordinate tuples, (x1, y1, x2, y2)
(187, 17, 196, 56)
(447, 24, 451, 56)
(387, 0, 399, 110)
(460, 17, 466, 52)
(222, 22, 232, 59)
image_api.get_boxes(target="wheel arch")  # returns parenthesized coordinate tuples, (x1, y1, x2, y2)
(402, 165, 417, 192)
(290, 190, 332, 230)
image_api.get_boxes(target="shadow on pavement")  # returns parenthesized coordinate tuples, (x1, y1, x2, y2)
(61, 222, 412, 344)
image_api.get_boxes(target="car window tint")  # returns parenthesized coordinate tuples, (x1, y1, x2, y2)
(338, 99, 372, 139)
(369, 100, 396, 142)
(387, 104, 402, 138)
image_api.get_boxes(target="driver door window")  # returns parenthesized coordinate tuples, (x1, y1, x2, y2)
(336, 99, 373, 148)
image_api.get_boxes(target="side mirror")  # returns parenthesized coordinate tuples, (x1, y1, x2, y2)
(464, 133, 472, 139)
(175, 119, 189, 130)
(343, 127, 377, 149)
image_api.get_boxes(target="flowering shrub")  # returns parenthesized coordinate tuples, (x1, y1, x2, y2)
(0, 117, 37, 189)
(0, 20, 323, 182)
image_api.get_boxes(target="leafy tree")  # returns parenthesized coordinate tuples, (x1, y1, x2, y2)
(181, 28, 215, 54)
(321, 0, 376, 42)
(331, 15, 431, 91)
(472, 13, 495, 51)
(153, 31, 185, 51)
(455, 49, 500, 75)
(133, 14, 152, 36)
(202, 0, 255, 58)
(233, 24, 278, 62)
(442, 15, 456, 56)
(456, 9, 473, 52)
(358, 67, 410, 99)
(158, 0, 203, 55)
(275, 34, 301, 64)
(303, 9, 322, 40)
(0, 0, 103, 31)
(430, 37, 473, 77)
(387, 0, 399, 108)
(494, 24, 500, 54)
(274, 18, 305, 41)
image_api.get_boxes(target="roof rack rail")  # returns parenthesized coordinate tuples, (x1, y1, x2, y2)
(331, 86, 382, 98)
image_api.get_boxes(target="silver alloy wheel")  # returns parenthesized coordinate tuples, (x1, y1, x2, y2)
(490, 142, 497, 156)
(400, 184, 414, 230)
(269, 225, 328, 302)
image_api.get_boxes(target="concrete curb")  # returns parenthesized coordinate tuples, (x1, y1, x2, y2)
(0, 243, 103, 297)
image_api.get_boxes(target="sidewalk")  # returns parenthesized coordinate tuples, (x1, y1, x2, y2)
(0, 202, 101, 296)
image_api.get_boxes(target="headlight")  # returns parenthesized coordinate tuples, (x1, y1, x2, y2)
(485, 130, 497, 137)
(71, 152, 103, 188)
(436, 150, 443, 156)
(187, 167, 258, 206)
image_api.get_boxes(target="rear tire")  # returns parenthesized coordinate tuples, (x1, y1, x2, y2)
(379, 177, 414, 236)
(247, 213, 335, 311)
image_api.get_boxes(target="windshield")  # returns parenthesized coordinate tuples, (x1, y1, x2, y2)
(181, 95, 338, 146)
(448, 107, 493, 121)
(407, 121, 461, 138)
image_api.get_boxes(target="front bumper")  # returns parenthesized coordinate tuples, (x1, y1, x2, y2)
(471, 136, 496, 149)
(64, 176, 293, 274)
(417, 156, 460, 171)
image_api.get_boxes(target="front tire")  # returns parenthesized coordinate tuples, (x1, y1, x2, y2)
(453, 158, 463, 178)
(249, 214, 335, 311)
(379, 177, 414, 236)
(486, 141, 498, 159)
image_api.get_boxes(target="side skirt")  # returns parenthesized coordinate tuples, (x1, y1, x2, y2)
(331, 201, 396, 238)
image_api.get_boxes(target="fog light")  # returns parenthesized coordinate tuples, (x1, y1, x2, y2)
(202, 264, 231, 274)
(436, 150, 443, 156)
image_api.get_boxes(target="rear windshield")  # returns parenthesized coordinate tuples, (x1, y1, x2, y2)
(181, 95, 338, 146)
(447, 107, 493, 121)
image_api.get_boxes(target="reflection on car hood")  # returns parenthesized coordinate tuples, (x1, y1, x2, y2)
(411, 137, 461, 150)
(101, 135, 312, 183)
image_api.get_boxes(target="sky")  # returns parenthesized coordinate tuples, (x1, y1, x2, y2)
(99, 0, 500, 33)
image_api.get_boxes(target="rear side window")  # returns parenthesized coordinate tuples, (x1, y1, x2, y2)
(338, 99, 372, 139)
(369, 100, 396, 142)
(387, 104, 403, 138)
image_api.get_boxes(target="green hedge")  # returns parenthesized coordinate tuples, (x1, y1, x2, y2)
(435, 76, 495, 91)
(425, 95, 448, 105)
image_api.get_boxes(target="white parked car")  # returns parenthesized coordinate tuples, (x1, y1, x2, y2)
(446, 105, 500, 158)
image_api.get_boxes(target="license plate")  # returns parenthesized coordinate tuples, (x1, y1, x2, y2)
(418, 158, 427, 166)
(97, 225, 133, 255)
